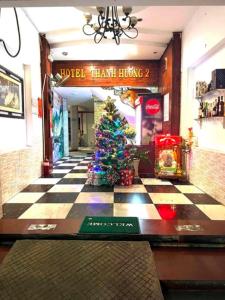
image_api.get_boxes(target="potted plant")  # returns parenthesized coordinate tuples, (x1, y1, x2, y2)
(124, 125, 150, 177)
(128, 145, 150, 177)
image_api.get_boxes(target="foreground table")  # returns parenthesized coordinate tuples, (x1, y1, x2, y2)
(0, 240, 163, 300)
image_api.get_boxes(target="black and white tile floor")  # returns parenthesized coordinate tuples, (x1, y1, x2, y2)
(2, 154, 225, 221)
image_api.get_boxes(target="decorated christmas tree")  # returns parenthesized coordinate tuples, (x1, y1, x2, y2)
(87, 97, 136, 186)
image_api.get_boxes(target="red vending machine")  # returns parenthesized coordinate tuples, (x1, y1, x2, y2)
(155, 134, 183, 179)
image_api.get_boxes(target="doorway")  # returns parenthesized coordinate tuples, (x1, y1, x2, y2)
(53, 86, 160, 176)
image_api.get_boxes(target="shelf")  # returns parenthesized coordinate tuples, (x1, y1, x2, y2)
(194, 116, 224, 120)
(196, 89, 225, 100)
(194, 116, 225, 128)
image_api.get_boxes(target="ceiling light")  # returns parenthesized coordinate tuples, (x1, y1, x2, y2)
(123, 7, 132, 16)
(48, 54, 54, 62)
(55, 73, 62, 81)
(84, 13, 92, 24)
(96, 7, 105, 15)
(47, 73, 70, 88)
(82, 6, 142, 45)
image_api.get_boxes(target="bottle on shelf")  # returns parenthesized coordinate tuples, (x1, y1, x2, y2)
(212, 99, 218, 117)
(201, 102, 205, 118)
(219, 96, 224, 116)
(217, 96, 221, 116)
(198, 100, 203, 118)
(205, 102, 208, 118)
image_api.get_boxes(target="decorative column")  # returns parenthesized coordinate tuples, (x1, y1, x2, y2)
(159, 32, 182, 135)
(40, 34, 53, 165)
(70, 105, 79, 151)
(63, 99, 69, 156)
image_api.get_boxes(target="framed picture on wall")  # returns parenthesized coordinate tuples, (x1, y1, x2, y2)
(0, 65, 24, 118)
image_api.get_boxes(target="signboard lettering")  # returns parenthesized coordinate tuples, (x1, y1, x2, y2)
(59, 67, 150, 79)
(53, 60, 159, 87)
(88, 222, 134, 227)
(145, 99, 160, 115)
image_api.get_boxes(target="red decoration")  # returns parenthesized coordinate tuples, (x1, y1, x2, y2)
(145, 99, 160, 115)
(157, 204, 176, 220)
(155, 134, 182, 147)
(155, 134, 183, 178)
(38, 97, 43, 118)
(42, 159, 50, 177)
(124, 150, 130, 157)
(119, 169, 134, 186)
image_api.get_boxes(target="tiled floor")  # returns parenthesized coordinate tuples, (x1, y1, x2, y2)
(2, 153, 225, 221)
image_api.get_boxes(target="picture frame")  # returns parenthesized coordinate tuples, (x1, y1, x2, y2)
(0, 65, 24, 118)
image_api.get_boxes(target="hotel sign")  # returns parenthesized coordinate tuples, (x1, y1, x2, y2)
(60, 67, 150, 79)
(52, 61, 159, 87)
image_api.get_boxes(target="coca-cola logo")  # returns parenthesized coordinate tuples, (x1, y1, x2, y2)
(145, 99, 160, 115)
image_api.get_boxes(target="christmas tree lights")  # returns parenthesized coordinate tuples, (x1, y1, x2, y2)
(87, 97, 136, 186)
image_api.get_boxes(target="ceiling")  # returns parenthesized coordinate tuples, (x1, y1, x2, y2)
(55, 86, 153, 109)
(55, 87, 116, 110)
(23, 6, 196, 60)
(56, 87, 94, 109)
(1, 0, 225, 6)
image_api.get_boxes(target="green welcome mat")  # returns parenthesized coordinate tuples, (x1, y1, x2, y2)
(79, 216, 140, 234)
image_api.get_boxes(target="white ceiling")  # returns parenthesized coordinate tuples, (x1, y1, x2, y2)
(56, 87, 93, 109)
(1, 0, 225, 6)
(23, 6, 196, 60)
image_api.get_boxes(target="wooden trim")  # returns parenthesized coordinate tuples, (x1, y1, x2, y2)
(171, 32, 182, 135)
(159, 33, 182, 135)
(40, 34, 53, 165)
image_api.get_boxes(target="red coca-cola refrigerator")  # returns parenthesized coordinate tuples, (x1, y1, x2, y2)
(135, 93, 163, 177)
(140, 93, 163, 145)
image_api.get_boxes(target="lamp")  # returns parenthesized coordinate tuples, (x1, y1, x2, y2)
(82, 6, 142, 45)
(45, 73, 70, 88)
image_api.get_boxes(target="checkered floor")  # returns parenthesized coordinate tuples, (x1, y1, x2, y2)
(2, 153, 225, 220)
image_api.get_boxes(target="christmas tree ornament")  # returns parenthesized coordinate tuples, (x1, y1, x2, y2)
(88, 97, 136, 186)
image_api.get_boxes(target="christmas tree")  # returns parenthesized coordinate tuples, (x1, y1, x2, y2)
(88, 97, 135, 186)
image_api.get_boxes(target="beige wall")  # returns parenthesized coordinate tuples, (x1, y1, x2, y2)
(190, 148, 225, 205)
(0, 141, 42, 205)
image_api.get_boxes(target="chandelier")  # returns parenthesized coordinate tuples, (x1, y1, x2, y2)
(82, 6, 142, 45)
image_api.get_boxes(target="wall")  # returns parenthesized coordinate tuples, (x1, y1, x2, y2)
(190, 148, 225, 205)
(192, 48, 225, 153)
(0, 8, 42, 207)
(181, 6, 225, 205)
(52, 92, 64, 162)
(79, 111, 95, 147)
(159, 32, 182, 135)
(0, 8, 41, 153)
(159, 41, 173, 134)
(86, 113, 95, 147)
